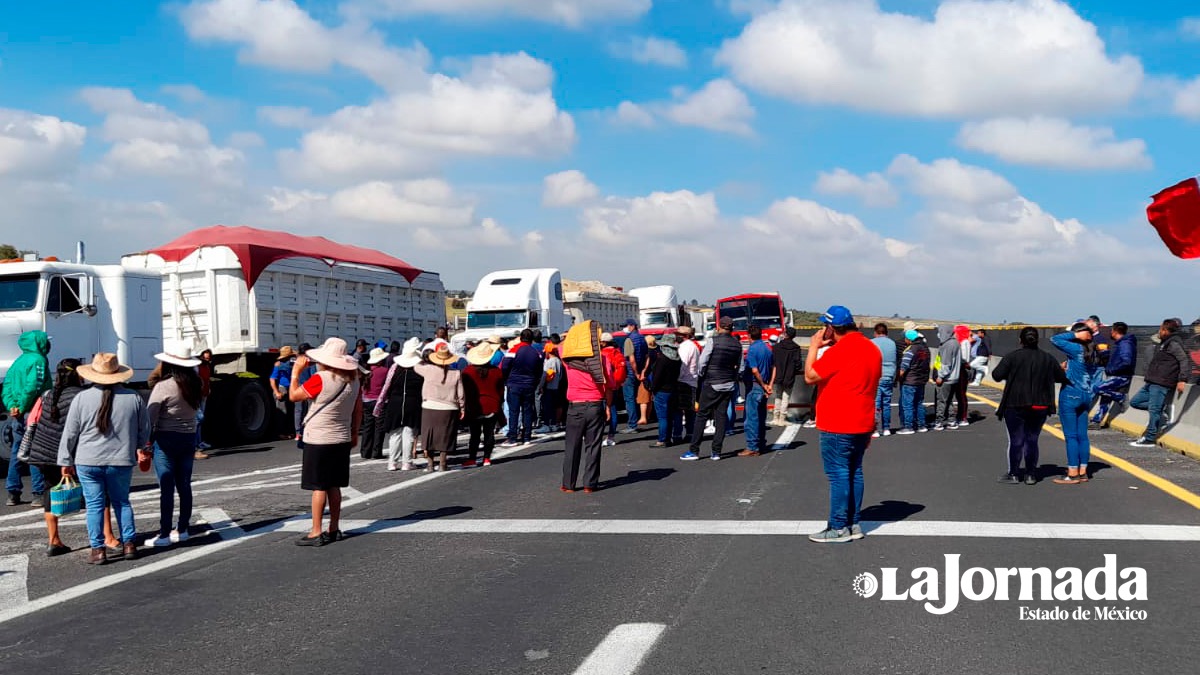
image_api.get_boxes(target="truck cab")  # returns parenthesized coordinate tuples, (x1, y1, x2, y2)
(628, 286, 681, 337)
(452, 268, 570, 351)
(0, 260, 162, 384)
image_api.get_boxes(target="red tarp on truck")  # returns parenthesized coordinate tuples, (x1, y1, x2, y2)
(145, 225, 425, 288)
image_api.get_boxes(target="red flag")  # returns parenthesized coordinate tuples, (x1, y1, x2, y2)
(1147, 177, 1200, 259)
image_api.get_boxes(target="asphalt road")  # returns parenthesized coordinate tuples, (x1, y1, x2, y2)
(1, 387, 1198, 675)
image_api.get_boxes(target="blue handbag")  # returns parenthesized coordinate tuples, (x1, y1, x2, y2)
(50, 477, 83, 517)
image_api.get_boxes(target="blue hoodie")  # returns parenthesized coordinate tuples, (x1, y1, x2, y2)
(1105, 334, 1138, 377)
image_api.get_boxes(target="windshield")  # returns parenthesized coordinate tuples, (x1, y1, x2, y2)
(718, 298, 783, 331)
(467, 310, 528, 330)
(641, 311, 674, 328)
(0, 274, 40, 312)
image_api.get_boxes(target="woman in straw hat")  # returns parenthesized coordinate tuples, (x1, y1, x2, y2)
(414, 344, 465, 473)
(289, 337, 362, 546)
(146, 342, 204, 548)
(375, 338, 425, 471)
(462, 341, 505, 468)
(58, 353, 150, 565)
(359, 346, 392, 460)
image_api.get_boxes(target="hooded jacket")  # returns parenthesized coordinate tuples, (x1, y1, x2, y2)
(1105, 334, 1138, 378)
(934, 326, 962, 384)
(899, 338, 931, 386)
(773, 338, 802, 391)
(3, 331, 51, 414)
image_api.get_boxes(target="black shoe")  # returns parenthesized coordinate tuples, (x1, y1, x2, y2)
(46, 544, 71, 557)
(997, 473, 1020, 484)
(1024, 472, 1038, 485)
(6, 493, 21, 507)
(324, 530, 345, 543)
(296, 534, 327, 547)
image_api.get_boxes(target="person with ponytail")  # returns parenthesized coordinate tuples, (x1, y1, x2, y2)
(1050, 322, 1102, 485)
(147, 344, 204, 547)
(23, 358, 84, 555)
(58, 353, 150, 565)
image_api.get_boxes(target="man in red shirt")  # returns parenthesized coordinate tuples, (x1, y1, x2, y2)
(804, 305, 882, 544)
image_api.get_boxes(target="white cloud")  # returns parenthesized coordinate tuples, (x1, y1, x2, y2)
(582, 190, 721, 245)
(258, 106, 318, 129)
(329, 179, 475, 227)
(180, 0, 430, 90)
(344, 0, 651, 28)
(743, 197, 918, 261)
(957, 116, 1151, 170)
(611, 36, 688, 68)
(161, 84, 208, 104)
(543, 170, 599, 207)
(716, 0, 1144, 118)
(814, 168, 898, 207)
(228, 131, 266, 148)
(287, 54, 575, 181)
(81, 87, 244, 184)
(1174, 77, 1200, 121)
(0, 109, 87, 178)
(887, 154, 1017, 206)
(1182, 18, 1200, 39)
(615, 79, 756, 136)
(614, 101, 655, 127)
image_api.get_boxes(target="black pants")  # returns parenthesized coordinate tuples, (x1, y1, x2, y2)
(1003, 407, 1048, 476)
(468, 416, 497, 461)
(690, 384, 732, 456)
(675, 383, 696, 441)
(360, 403, 384, 459)
(562, 401, 605, 490)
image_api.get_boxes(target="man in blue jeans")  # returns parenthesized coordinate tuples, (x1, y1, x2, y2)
(739, 325, 773, 457)
(871, 323, 898, 437)
(803, 306, 882, 543)
(501, 329, 544, 446)
(620, 319, 647, 433)
(1130, 318, 1189, 447)
(895, 330, 930, 434)
(5, 330, 51, 506)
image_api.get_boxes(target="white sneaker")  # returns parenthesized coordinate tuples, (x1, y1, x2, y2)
(803, 420, 816, 428)
(170, 529, 188, 543)
(871, 431, 881, 438)
(895, 428, 915, 436)
(387, 462, 398, 471)
(400, 463, 414, 471)
(151, 535, 172, 547)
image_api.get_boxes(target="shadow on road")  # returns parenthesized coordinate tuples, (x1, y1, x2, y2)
(1038, 461, 1112, 479)
(600, 468, 675, 490)
(859, 500, 925, 523)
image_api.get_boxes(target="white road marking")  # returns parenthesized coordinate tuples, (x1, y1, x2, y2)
(277, 518, 1200, 542)
(341, 487, 366, 500)
(770, 424, 801, 451)
(573, 623, 667, 675)
(0, 554, 30, 609)
(0, 509, 269, 627)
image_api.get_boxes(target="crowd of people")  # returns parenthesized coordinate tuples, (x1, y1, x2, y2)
(2, 311, 1196, 556)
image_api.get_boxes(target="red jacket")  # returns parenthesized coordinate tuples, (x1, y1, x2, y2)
(463, 364, 505, 419)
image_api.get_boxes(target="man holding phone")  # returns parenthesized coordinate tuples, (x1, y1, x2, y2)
(804, 306, 882, 543)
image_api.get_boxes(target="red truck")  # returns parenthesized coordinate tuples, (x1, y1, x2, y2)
(715, 292, 788, 349)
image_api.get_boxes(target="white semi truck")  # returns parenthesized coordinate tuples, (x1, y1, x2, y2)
(627, 285, 687, 337)
(1, 228, 445, 442)
(451, 269, 637, 352)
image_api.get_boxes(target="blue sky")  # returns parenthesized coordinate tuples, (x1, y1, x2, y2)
(1, 0, 1199, 323)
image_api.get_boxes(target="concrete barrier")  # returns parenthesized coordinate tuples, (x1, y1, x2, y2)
(981, 357, 1200, 462)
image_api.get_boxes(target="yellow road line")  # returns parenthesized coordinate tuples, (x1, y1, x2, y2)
(966, 392, 1200, 511)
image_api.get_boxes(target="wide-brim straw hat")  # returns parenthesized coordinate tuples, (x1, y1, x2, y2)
(155, 341, 201, 368)
(306, 337, 360, 371)
(78, 352, 134, 385)
(395, 337, 422, 368)
(485, 334, 503, 345)
(428, 346, 458, 367)
(367, 347, 390, 365)
(466, 342, 498, 366)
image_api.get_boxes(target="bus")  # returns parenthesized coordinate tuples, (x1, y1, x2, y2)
(715, 293, 788, 347)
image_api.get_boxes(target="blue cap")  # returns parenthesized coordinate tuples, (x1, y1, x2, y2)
(821, 305, 855, 327)
(904, 329, 920, 341)
(375, 340, 388, 349)
(623, 318, 638, 328)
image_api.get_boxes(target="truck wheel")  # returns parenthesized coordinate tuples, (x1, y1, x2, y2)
(230, 380, 272, 443)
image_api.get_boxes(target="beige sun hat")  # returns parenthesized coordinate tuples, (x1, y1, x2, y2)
(78, 353, 134, 385)
(367, 347, 390, 365)
(155, 340, 202, 368)
(485, 335, 503, 345)
(466, 342, 499, 366)
(306, 337, 360, 371)
(428, 345, 458, 366)
(395, 337, 422, 368)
